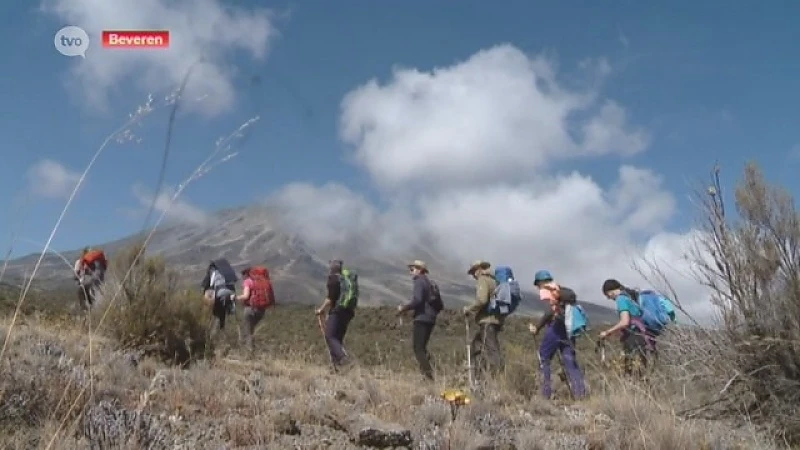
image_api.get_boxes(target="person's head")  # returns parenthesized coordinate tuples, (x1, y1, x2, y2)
(240, 267, 251, 279)
(533, 269, 554, 288)
(601, 279, 623, 300)
(82, 247, 90, 256)
(467, 260, 491, 279)
(329, 259, 343, 275)
(407, 260, 428, 277)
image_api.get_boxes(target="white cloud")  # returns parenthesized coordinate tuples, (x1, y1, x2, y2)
(41, 0, 277, 116)
(267, 182, 420, 258)
(26, 159, 81, 199)
(340, 44, 648, 192)
(131, 184, 209, 225)
(270, 44, 714, 320)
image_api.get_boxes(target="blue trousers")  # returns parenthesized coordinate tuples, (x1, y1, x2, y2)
(538, 323, 587, 399)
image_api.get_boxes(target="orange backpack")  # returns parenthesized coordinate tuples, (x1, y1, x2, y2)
(247, 266, 275, 309)
(82, 249, 107, 271)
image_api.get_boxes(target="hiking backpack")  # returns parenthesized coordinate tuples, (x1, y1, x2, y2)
(558, 286, 577, 305)
(488, 266, 522, 316)
(428, 279, 445, 313)
(337, 268, 359, 310)
(637, 289, 674, 335)
(247, 266, 275, 310)
(211, 258, 238, 287)
(82, 249, 108, 272)
(565, 303, 589, 339)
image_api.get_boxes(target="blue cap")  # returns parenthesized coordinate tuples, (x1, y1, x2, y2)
(534, 270, 553, 284)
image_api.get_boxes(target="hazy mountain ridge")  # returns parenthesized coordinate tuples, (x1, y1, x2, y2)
(2, 205, 618, 322)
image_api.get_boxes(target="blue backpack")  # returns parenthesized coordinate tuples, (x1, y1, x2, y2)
(488, 266, 522, 316)
(638, 290, 674, 335)
(565, 303, 589, 339)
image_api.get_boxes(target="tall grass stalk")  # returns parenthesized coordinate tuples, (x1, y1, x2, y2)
(0, 95, 164, 368)
(44, 116, 259, 449)
(15, 236, 99, 401)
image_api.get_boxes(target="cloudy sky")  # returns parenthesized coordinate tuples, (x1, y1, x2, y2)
(1, 0, 799, 320)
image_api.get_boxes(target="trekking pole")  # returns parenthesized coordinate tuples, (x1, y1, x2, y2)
(531, 333, 543, 369)
(316, 314, 335, 370)
(464, 316, 474, 390)
(595, 337, 607, 365)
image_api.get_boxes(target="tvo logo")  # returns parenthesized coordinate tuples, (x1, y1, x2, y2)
(54, 26, 90, 58)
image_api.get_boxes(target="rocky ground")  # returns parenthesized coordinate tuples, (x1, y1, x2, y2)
(0, 316, 781, 450)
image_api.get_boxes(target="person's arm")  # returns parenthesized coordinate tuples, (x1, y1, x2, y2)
(536, 310, 555, 330)
(399, 278, 424, 314)
(317, 275, 339, 315)
(602, 311, 631, 337)
(234, 284, 251, 302)
(73, 260, 82, 281)
(466, 277, 491, 314)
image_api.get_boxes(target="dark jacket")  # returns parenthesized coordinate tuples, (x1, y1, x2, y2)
(326, 273, 347, 314)
(405, 273, 439, 324)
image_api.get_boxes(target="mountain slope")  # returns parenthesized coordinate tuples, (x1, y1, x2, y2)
(2, 205, 617, 322)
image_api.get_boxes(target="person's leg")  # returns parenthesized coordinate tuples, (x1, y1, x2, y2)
(412, 321, 435, 380)
(76, 285, 88, 312)
(539, 326, 560, 399)
(240, 307, 265, 353)
(559, 339, 587, 399)
(482, 323, 504, 374)
(325, 312, 349, 365)
(337, 310, 353, 358)
(206, 306, 226, 357)
(622, 333, 648, 377)
(470, 325, 486, 377)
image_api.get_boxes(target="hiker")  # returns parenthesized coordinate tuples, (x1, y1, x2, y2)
(463, 260, 504, 376)
(73, 247, 108, 311)
(201, 258, 238, 346)
(598, 279, 650, 376)
(528, 270, 587, 400)
(396, 260, 444, 381)
(316, 259, 358, 369)
(624, 288, 677, 359)
(232, 266, 275, 355)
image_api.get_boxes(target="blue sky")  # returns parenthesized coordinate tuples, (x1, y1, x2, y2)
(1, 0, 799, 288)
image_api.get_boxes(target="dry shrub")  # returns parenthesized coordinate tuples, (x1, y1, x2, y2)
(661, 163, 800, 445)
(588, 380, 709, 450)
(93, 242, 208, 365)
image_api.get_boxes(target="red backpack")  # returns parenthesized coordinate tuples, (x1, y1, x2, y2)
(247, 266, 275, 309)
(82, 249, 108, 271)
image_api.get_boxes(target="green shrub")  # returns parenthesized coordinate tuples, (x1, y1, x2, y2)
(93, 242, 208, 365)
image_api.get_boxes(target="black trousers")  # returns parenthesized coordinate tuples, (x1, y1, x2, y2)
(412, 321, 435, 380)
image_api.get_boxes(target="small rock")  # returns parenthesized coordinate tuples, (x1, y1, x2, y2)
(347, 413, 412, 448)
(273, 412, 301, 436)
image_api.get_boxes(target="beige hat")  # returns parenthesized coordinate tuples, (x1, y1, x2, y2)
(407, 260, 428, 272)
(467, 260, 491, 275)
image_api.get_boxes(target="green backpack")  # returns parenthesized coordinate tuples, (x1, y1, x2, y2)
(337, 268, 359, 310)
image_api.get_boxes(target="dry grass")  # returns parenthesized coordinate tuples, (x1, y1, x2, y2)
(0, 302, 783, 449)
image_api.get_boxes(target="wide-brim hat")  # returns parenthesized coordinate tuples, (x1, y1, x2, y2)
(467, 260, 491, 275)
(407, 259, 428, 271)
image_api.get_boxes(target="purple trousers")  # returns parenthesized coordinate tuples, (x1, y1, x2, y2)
(538, 323, 587, 399)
